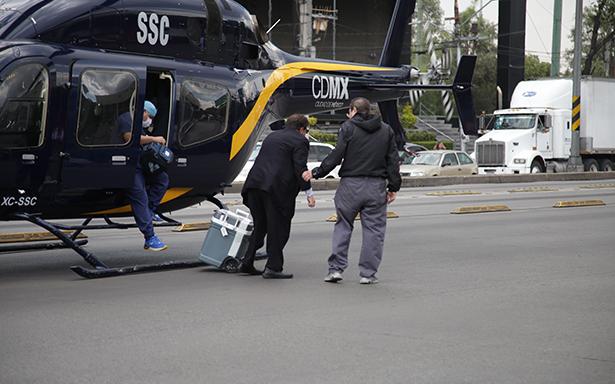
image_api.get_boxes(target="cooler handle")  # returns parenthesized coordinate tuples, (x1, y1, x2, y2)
(235, 209, 251, 219)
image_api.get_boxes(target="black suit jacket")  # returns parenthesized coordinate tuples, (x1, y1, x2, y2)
(242, 127, 311, 213)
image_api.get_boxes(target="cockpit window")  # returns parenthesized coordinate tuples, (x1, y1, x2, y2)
(178, 80, 229, 148)
(0, 63, 48, 149)
(76, 70, 137, 147)
(493, 114, 536, 130)
(0, 10, 18, 29)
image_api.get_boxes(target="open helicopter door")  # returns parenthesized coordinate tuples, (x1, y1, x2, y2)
(60, 61, 146, 189)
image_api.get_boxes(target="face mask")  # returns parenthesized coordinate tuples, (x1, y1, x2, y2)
(143, 117, 152, 129)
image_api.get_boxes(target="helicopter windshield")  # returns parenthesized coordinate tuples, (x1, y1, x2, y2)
(493, 114, 537, 130)
(0, 9, 18, 29)
(0, 63, 48, 149)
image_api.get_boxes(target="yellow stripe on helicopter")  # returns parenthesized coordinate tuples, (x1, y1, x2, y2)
(86, 188, 193, 215)
(229, 62, 396, 160)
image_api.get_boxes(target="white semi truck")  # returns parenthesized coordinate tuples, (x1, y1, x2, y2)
(475, 78, 615, 174)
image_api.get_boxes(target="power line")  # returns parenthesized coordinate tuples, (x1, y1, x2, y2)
(526, 10, 550, 55)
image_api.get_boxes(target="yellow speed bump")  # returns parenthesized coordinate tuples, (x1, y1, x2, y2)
(451, 205, 511, 214)
(579, 183, 615, 190)
(0, 231, 87, 244)
(509, 187, 558, 193)
(553, 200, 606, 208)
(426, 191, 482, 196)
(173, 222, 211, 232)
(326, 211, 399, 222)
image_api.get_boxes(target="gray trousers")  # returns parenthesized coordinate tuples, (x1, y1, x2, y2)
(329, 177, 387, 278)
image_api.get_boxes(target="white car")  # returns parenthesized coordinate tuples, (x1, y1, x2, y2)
(307, 142, 340, 179)
(234, 142, 339, 183)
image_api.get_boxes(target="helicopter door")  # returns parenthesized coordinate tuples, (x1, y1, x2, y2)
(60, 62, 145, 188)
(0, 61, 50, 191)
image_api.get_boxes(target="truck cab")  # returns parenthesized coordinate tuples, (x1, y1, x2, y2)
(475, 79, 573, 174)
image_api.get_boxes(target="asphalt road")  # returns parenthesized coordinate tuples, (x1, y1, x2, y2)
(1, 180, 614, 384)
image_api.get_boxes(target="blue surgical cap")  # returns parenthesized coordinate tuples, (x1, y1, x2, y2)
(144, 100, 157, 117)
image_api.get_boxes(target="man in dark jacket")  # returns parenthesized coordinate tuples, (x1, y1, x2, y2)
(304, 97, 401, 284)
(240, 114, 316, 279)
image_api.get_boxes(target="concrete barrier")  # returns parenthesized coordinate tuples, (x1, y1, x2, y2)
(226, 172, 615, 193)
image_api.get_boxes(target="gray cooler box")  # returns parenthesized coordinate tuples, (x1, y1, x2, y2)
(199, 209, 253, 272)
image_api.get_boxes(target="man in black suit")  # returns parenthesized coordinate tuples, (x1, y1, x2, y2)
(240, 114, 316, 279)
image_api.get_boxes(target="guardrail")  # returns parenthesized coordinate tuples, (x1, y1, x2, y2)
(416, 116, 456, 143)
(226, 172, 615, 193)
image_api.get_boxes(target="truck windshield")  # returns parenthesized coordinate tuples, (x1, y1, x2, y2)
(493, 114, 536, 130)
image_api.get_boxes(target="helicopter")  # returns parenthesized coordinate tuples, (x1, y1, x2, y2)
(0, 0, 476, 278)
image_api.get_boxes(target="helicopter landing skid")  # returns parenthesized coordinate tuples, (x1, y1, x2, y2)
(10, 213, 208, 278)
(12, 213, 109, 269)
(70, 260, 206, 279)
(207, 195, 228, 210)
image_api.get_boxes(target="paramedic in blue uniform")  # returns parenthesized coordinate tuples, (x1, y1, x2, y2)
(239, 114, 316, 278)
(118, 101, 169, 251)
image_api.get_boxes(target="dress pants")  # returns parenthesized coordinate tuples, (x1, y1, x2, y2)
(243, 189, 294, 272)
(126, 167, 169, 240)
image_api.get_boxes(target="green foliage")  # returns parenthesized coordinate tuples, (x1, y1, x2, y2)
(525, 54, 551, 80)
(307, 116, 318, 127)
(309, 130, 336, 145)
(399, 103, 417, 129)
(566, 0, 615, 76)
(405, 129, 436, 142)
(411, 0, 445, 71)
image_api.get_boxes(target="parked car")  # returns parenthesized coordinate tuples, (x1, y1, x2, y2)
(398, 142, 428, 166)
(400, 150, 478, 177)
(233, 141, 340, 183)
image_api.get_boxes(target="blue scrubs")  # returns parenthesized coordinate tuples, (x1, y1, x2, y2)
(118, 112, 169, 240)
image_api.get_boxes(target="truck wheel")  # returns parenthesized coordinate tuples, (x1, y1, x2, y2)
(599, 159, 614, 172)
(530, 160, 544, 173)
(583, 158, 599, 172)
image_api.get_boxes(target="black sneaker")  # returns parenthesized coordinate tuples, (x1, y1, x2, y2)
(262, 268, 293, 279)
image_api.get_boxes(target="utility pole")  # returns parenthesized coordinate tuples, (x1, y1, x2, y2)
(268, 0, 272, 37)
(454, 0, 461, 64)
(297, 0, 315, 57)
(567, 0, 584, 171)
(550, 0, 562, 77)
(333, 0, 337, 60)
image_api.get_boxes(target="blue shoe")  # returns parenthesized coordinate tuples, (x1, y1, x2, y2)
(151, 213, 164, 223)
(144, 235, 168, 251)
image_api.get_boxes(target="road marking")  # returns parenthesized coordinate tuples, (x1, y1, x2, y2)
(509, 187, 558, 193)
(0, 231, 87, 244)
(578, 183, 615, 190)
(450, 205, 511, 214)
(326, 211, 399, 222)
(426, 191, 482, 196)
(173, 222, 211, 232)
(553, 200, 606, 208)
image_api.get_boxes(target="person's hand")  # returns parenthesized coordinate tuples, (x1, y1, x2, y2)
(155, 136, 166, 145)
(302, 170, 313, 182)
(307, 195, 316, 208)
(387, 191, 397, 204)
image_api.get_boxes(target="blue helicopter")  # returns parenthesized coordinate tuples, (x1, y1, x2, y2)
(0, 0, 476, 277)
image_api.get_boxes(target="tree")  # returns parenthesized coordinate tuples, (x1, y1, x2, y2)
(411, 0, 445, 71)
(452, 6, 499, 114)
(567, 0, 615, 76)
(525, 54, 551, 80)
